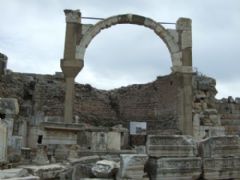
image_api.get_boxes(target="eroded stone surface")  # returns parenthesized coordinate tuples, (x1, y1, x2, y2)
(0, 98, 19, 115)
(91, 160, 118, 178)
(20, 164, 66, 180)
(146, 157, 202, 180)
(147, 135, 197, 157)
(32, 145, 50, 165)
(203, 157, 240, 179)
(199, 136, 240, 158)
(0, 168, 29, 179)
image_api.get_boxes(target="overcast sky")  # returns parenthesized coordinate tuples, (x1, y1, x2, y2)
(0, 0, 240, 99)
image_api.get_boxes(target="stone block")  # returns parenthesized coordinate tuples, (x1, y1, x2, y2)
(146, 157, 202, 180)
(42, 129, 78, 145)
(176, 18, 192, 31)
(92, 132, 108, 151)
(0, 98, 19, 115)
(118, 154, 148, 179)
(20, 164, 66, 180)
(181, 30, 192, 49)
(193, 125, 225, 141)
(0, 120, 8, 162)
(203, 157, 240, 179)
(147, 135, 197, 157)
(199, 136, 240, 158)
(107, 132, 121, 151)
(0, 168, 29, 179)
(4, 176, 40, 180)
(91, 160, 118, 178)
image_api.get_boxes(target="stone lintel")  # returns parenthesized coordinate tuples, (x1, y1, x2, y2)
(64, 9, 81, 23)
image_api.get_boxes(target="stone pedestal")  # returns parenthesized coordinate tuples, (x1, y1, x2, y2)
(146, 157, 202, 180)
(147, 135, 197, 157)
(32, 145, 49, 165)
(117, 154, 148, 179)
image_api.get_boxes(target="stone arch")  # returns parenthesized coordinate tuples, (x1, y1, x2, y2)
(76, 14, 182, 67)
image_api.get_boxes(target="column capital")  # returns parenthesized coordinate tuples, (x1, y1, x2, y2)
(176, 17, 192, 31)
(64, 9, 81, 23)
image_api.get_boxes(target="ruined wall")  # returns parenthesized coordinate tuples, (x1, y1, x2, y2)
(216, 97, 240, 135)
(0, 71, 179, 131)
(111, 74, 178, 129)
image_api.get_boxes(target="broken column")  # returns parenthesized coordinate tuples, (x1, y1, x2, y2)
(0, 52, 7, 76)
(32, 144, 50, 165)
(61, 10, 83, 123)
(171, 18, 193, 135)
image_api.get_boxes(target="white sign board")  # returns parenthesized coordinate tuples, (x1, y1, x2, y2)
(130, 122, 147, 135)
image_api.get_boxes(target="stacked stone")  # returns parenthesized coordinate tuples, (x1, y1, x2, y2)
(117, 154, 148, 180)
(0, 98, 20, 163)
(146, 135, 202, 180)
(217, 96, 240, 135)
(200, 136, 240, 179)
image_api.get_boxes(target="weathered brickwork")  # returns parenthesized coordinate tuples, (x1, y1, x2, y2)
(0, 72, 179, 130)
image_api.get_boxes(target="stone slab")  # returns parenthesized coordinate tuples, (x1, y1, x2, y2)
(199, 136, 240, 158)
(107, 132, 121, 151)
(147, 135, 197, 157)
(20, 163, 66, 180)
(0, 168, 29, 179)
(203, 157, 240, 179)
(146, 157, 202, 180)
(5, 176, 40, 180)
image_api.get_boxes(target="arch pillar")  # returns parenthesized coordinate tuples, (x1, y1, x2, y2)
(61, 10, 84, 123)
(175, 18, 193, 135)
(60, 10, 193, 135)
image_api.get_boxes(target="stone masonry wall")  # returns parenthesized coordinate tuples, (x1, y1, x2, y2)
(0, 72, 179, 131)
(216, 97, 240, 135)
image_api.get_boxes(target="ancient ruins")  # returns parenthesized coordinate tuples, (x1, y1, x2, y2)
(0, 9, 240, 180)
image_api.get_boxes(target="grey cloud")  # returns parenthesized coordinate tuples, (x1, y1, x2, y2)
(0, 0, 240, 97)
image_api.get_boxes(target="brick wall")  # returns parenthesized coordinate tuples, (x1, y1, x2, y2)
(0, 72, 179, 131)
